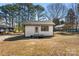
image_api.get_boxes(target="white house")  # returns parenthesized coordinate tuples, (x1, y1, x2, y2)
(23, 21, 55, 37)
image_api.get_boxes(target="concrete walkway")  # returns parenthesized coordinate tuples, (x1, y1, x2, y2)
(0, 35, 22, 41)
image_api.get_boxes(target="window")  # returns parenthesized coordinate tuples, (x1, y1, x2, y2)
(41, 26, 49, 31)
(35, 27, 38, 33)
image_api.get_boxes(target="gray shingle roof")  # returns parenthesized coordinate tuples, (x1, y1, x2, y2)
(23, 21, 55, 26)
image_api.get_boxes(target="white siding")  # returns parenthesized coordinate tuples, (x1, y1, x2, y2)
(25, 26, 35, 37)
(25, 26, 53, 37)
(39, 26, 53, 36)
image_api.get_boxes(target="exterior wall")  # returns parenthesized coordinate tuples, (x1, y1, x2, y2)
(39, 26, 53, 36)
(25, 26, 53, 37)
(25, 26, 35, 37)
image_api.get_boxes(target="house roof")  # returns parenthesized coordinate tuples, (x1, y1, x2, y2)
(55, 24, 65, 28)
(23, 21, 55, 26)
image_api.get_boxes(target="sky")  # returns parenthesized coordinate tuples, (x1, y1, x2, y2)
(34, 3, 74, 9)
(0, 3, 74, 9)
(0, 3, 6, 6)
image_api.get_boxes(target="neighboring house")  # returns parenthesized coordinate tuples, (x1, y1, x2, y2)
(23, 21, 54, 37)
(0, 25, 14, 33)
(55, 24, 65, 31)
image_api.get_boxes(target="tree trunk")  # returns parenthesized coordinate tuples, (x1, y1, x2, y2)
(76, 21, 78, 32)
(28, 6, 30, 21)
(12, 17, 14, 27)
(5, 17, 8, 27)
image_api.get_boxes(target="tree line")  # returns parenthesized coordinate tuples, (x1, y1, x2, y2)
(0, 3, 46, 32)
(48, 3, 79, 32)
(0, 3, 79, 32)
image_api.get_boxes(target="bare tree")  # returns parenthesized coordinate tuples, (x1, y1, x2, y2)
(65, 8, 76, 31)
(71, 3, 78, 32)
(47, 3, 67, 25)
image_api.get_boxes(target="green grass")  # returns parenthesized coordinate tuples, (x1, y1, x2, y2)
(0, 32, 79, 56)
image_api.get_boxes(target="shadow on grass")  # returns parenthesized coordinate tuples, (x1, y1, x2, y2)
(4, 35, 53, 41)
(56, 32, 79, 36)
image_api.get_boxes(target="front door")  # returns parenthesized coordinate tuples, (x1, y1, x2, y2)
(35, 27, 38, 33)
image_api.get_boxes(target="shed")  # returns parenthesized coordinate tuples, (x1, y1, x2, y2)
(23, 21, 54, 37)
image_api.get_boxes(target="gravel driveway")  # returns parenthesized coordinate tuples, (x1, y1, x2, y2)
(0, 35, 23, 41)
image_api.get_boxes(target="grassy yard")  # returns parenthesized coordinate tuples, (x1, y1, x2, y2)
(0, 32, 79, 56)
